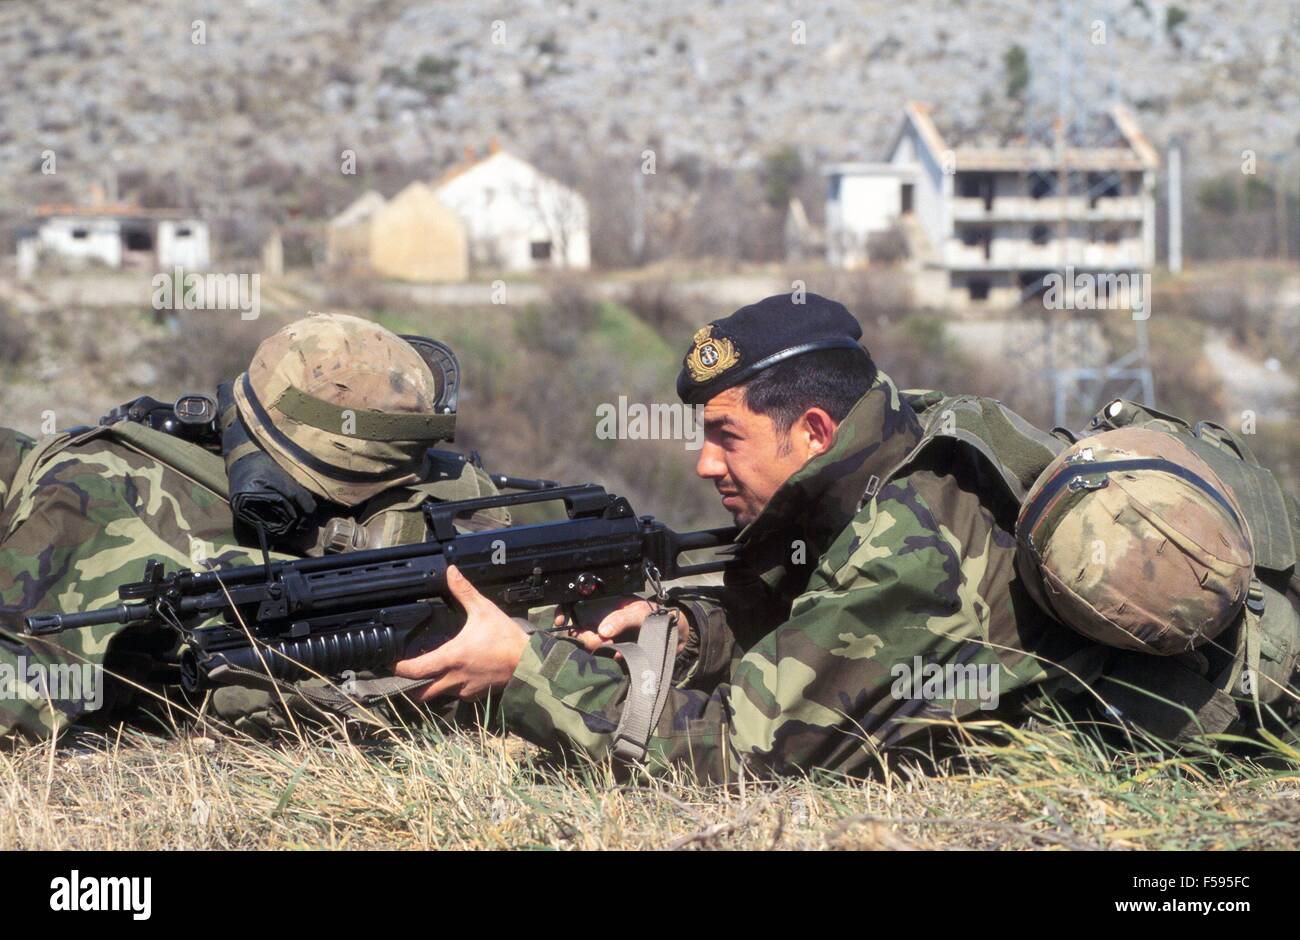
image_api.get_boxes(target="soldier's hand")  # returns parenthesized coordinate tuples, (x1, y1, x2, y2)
(554, 598, 688, 654)
(393, 565, 529, 702)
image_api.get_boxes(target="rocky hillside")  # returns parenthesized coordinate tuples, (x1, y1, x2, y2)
(1, 0, 1295, 235)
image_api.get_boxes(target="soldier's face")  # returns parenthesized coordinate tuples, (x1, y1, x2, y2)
(696, 387, 831, 527)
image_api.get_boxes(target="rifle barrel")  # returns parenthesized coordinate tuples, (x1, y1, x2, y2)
(25, 602, 152, 635)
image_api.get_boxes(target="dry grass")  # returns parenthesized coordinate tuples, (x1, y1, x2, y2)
(4, 703, 1299, 851)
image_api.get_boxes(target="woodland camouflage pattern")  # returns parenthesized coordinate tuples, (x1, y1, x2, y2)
(0, 424, 502, 743)
(501, 371, 1110, 782)
(0, 427, 268, 741)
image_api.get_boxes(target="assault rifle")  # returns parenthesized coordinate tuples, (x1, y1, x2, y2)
(24, 485, 736, 695)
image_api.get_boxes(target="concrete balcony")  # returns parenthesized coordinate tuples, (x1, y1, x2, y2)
(944, 237, 1148, 270)
(951, 195, 1147, 222)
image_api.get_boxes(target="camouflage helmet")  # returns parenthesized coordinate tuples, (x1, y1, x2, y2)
(1015, 427, 1254, 656)
(233, 312, 456, 507)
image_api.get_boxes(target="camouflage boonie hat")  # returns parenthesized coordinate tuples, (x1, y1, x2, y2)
(233, 313, 455, 507)
(1016, 427, 1254, 656)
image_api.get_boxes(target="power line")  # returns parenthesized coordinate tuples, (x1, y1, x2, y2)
(1009, 0, 1155, 430)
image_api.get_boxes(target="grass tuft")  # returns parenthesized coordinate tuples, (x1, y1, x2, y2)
(3, 701, 1298, 850)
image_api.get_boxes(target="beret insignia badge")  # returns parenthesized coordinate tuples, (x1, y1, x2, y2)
(685, 326, 739, 383)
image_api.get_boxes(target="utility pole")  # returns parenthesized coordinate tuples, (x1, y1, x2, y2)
(1167, 140, 1182, 273)
(1276, 152, 1290, 262)
(630, 166, 646, 264)
(1047, 0, 1073, 428)
(1015, 0, 1154, 430)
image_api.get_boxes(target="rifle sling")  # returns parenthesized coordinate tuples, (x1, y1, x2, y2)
(610, 609, 678, 763)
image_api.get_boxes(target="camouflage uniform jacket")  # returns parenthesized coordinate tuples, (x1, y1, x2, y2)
(0, 423, 503, 743)
(501, 372, 1094, 782)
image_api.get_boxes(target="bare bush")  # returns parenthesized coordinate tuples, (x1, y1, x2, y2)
(144, 313, 287, 392)
(0, 306, 34, 368)
(571, 154, 643, 269)
(544, 276, 600, 333)
(622, 278, 687, 332)
(279, 225, 325, 269)
(321, 276, 398, 314)
(866, 223, 911, 266)
(674, 168, 784, 264)
(810, 268, 916, 324)
(864, 313, 1033, 423)
(511, 278, 600, 360)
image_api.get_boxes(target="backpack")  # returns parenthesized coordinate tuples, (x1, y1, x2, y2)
(886, 391, 1300, 740)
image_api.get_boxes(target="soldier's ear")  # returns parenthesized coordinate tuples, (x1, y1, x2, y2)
(801, 407, 837, 457)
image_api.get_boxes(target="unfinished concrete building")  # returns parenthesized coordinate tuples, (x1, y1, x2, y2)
(825, 102, 1159, 309)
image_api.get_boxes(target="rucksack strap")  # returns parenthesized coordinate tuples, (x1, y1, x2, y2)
(880, 394, 1065, 507)
(107, 420, 230, 499)
(1095, 655, 1243, 741)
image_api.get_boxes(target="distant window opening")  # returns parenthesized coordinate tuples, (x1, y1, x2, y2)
(1087, 172, 1123, 207)
(960, 225, 993, 259)
(958, 172, 995, 210)
(530, 240, 553, 261)
(1089, 222, 1123, 244)
(1018, 270, 1052, 300)
(968, 279, 991, 302)
(900, 183, 914, 215)
(71, 228, 89, 239)
(175, 226, 192, 238)
(1030, 224, 1051, 246)
(1029, 174, 1054, 199)
(1095, 276, 1112, 305)
(827, 174, 842, 201)
(124, 231, 154, 251)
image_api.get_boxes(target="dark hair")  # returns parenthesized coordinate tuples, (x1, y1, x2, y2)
(740, 346, 877, 435)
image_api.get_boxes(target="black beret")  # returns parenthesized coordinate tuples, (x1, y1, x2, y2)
(676, 292, 865, 404)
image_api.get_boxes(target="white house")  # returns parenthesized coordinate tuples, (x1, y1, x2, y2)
(432, 146, 591, 272)
(16, 203, 210, 278)
(824, 163, 918, 268)
(825, 102, 1159, 308)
